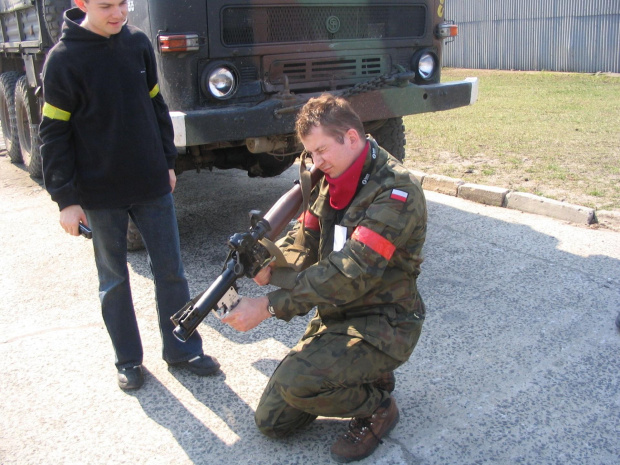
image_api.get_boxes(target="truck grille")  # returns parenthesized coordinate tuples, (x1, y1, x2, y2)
(222, 5, 426, 46)
(268, 55, 387, 86)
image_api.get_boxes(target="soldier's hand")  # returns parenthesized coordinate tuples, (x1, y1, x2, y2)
(60, 205, 87, 237)
(222, 296, 271, 332)
(254, 262, 274, 286)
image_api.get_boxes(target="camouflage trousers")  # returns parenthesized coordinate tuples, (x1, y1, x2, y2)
(255, 317, 423, 438)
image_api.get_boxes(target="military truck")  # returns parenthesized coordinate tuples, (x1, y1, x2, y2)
(0, 0, 477, 182)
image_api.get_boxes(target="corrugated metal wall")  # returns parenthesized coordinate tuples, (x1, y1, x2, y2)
(444, 0, 620, 73)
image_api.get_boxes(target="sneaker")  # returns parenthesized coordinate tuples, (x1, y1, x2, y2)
(169, 354, 220, 376)
(372, 371, 395, 393)
(117, 365, 144, 390)
(330, 396, 400, 463)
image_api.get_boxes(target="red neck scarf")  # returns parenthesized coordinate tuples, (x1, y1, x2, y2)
(325, 142, 369, 210)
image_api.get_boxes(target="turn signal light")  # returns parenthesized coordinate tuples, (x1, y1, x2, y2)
(159, 34, 200, 52)
(436, 23, 458, 39)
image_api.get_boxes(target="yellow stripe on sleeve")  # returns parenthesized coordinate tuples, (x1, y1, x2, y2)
(149, 83, 160, 98)
(42, 102, 71, 121)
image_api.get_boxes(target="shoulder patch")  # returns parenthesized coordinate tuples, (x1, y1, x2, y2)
(390, 189, 408, 202)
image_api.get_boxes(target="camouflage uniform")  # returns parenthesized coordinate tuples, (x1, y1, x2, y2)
(256, 137, 427, 437)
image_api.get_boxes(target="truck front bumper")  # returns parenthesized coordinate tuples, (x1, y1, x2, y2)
(170, 77, 479, 148)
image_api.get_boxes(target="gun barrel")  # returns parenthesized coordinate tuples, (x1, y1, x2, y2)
(173, 264, 237, 342)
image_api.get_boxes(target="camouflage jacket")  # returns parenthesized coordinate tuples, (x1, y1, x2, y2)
(267, 137, 427, 361)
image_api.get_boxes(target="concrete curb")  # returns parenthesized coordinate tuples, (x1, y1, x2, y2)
(410, 170, 619, 232)
(505, 192, 595, 225)
(1, 145, 616, 232)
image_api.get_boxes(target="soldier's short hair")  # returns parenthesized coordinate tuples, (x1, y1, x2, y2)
(295, 94, 365, 144)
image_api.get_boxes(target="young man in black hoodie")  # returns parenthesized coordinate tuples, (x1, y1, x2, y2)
(40, 0, 220, 390)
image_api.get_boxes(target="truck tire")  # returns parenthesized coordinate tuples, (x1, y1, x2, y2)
(127, 217, 145, 251)
(43, 0, 72, 43)
(369, 117, 406, 162)
(0, 72, 23, 163)
(15, 76, 43, 178)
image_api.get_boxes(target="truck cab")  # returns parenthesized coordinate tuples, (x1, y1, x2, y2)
(0, 0, 478, 179)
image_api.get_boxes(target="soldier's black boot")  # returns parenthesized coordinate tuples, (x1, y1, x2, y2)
(330, 396, 400, 463)
(616, 312, 620, 331)
(372, 371, 395, 393)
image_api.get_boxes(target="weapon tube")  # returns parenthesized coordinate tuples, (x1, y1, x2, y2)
(171, 166, 323, 342)
(172, 262, 237, 342)
(262, 166, 323, 241)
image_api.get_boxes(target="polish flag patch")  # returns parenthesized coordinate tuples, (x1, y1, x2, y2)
(390, 189, 409, 202)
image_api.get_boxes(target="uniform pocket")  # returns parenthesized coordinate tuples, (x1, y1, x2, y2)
(366, 203, 405, 230)
(328, 250, 364, 279)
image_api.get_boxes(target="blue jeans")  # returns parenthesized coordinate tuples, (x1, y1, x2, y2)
(85, 193, 203, 368)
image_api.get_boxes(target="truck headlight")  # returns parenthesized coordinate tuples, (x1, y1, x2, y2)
(418, 53, 436, 79)
(203, 66, 237, 99)
(412, 51, 438, 82)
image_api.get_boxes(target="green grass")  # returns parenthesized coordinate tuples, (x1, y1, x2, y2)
(403, 69, 620, 210)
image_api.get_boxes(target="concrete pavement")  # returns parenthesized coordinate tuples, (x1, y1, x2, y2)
(1, 157, 619, 465)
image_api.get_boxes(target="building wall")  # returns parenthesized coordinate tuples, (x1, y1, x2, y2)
(443, 0, 620, 73)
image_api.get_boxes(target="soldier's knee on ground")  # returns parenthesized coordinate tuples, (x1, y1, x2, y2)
(254, 385, 285, 438)
(255, 403, 317, 438)
(255, 379, 319, 438)
(254, 417, 281, 439)
(254, 402, 286, 438)
(277, 374, 325, 411)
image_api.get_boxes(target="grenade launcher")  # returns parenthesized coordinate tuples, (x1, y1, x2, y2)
(171, 166, 322, 342)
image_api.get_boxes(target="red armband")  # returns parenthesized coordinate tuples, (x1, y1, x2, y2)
(297, 210, 320, 231)
(351, 226, 396, 260)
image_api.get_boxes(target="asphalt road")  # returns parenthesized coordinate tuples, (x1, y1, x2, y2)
(1, 156, 619, 465)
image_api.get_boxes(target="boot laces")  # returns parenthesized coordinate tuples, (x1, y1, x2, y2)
(342, 417, 383, 444)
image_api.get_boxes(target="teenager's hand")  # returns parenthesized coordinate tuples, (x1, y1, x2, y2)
(59, 205, 87, 236)
(169, 169, 177, 193)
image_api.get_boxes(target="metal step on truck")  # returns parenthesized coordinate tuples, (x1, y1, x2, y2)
(0, 0, 478, 187)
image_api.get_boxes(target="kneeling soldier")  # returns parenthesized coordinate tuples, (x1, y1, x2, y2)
(223, 94, 427, 462)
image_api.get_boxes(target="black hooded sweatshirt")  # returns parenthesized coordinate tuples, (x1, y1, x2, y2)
(40, 8, 176, 211)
